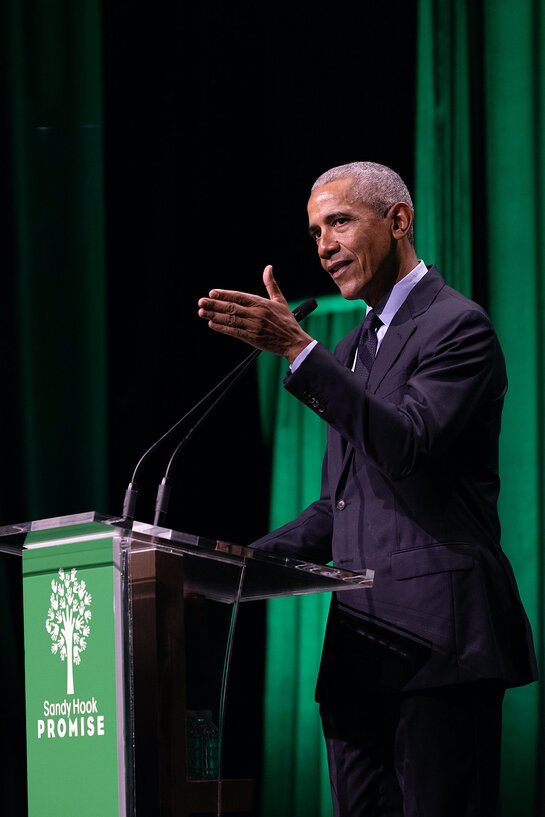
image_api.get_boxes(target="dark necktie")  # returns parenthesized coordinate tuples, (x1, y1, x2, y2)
(355, 309, 382, 381)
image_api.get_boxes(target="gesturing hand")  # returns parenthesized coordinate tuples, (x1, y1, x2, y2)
(197, 265, 313, 363)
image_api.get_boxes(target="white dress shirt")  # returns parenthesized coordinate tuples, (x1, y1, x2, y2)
(291, 260, 429, 372)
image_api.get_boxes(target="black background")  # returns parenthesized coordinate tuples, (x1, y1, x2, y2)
(102, 2, 417, 803)
(102, 1, 418, 538)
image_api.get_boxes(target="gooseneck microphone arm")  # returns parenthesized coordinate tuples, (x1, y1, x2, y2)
(152, 297, 319, 526)
(121, 297, 318, 524)
(152, 349, 259, 526)
(121, 346, 261, 521)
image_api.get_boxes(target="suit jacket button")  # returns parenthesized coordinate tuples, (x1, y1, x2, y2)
(336, 499, 346, 511)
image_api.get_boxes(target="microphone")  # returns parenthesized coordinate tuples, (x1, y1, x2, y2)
(121, 297, 318, 523)
(291, 299, 318, 322)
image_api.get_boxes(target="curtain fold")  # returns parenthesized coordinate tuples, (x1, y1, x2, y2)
(1, 4, 107, 814)
(482, 2, 544, 813)
(2, 0, 107, 523)
(257, 296, 365, 817)
(415, 1, 543, 813)
(259, 4, 544, 814)
(414, 0, 473, 295)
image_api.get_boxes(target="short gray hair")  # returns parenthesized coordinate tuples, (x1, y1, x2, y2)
(311, 161, 414, 243)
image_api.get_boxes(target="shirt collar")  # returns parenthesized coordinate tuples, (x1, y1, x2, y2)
(366, 260, 428, 327)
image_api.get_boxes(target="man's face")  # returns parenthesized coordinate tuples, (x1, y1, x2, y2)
(307, 178, 398, 305)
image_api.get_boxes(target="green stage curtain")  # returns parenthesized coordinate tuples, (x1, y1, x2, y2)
(483, 2, 544, 813)
(1, 0, 107, 522)
(415, 1, 543, 813)
(258, 4, 543, 814)
(414, 0, 473, 296)
(257, 296, 365, 817)
(1, 4, 106, 814)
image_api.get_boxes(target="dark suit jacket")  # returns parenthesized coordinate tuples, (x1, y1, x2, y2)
(253, 266, 537, 693)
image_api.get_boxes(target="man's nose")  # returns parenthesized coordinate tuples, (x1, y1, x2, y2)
(318, 231, 340, 258)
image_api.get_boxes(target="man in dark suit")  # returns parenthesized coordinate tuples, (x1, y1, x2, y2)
(197, 161, 537, 816)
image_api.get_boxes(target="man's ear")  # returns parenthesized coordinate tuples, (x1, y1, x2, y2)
(389, 202, 413, 240)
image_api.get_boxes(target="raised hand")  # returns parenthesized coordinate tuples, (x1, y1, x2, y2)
(197, 265, 313, 362)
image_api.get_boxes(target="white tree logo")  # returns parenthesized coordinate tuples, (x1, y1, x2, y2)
(45, 568, 92, 695)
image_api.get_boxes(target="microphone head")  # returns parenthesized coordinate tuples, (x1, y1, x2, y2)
(292, 298, 318, 322)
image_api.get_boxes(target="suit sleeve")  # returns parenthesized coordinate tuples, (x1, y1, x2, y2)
(283, 305, 506, 480)
(250, 451, 334, 563)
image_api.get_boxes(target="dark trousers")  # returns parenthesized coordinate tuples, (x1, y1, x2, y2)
(320, 681, 505, 817)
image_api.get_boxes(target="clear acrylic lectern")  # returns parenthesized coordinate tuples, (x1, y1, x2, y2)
(0, 511, 373, 817)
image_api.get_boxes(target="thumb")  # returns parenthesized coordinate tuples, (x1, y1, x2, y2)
(263, 264, 289, 307)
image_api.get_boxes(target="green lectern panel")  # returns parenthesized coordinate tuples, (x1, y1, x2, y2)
(22, 523, 127, 817)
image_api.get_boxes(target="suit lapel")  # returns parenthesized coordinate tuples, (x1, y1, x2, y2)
(367, 315, 416, 391)
(368, 266, 445, 392)
(334, 267, 446, 491)
(335, 323, 361, 369)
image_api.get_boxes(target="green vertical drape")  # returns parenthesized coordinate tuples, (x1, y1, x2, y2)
(3, 0, 107, 522)
(259, 4, 544, 814)
(483, 2, 544, 813)
(415, 1, 543, 813)
(414, 0, 473, 296)
(257, 297, 365, 817)
(1, 5, 107, 815)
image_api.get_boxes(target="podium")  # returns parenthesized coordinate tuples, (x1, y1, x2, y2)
(0, 511, 373, 817)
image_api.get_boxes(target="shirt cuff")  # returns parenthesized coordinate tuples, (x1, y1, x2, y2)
(290, 339, 318, 371)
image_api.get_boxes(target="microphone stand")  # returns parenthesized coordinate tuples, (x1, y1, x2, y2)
(121, 298, 318, 525)
(153, 349, 260, 526)
(152, 297, 318, 526)
(121, 347, 260, 522)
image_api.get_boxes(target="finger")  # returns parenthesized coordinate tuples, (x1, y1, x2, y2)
(198, 296, 235, 316)
(206, 320, 251, 342)
(262, 265, 289, 307)
(207, 288, 261, 308)
(198, 301, 258, 332)
(204, 311, 263, 348)
(198, 298, 261, 333)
